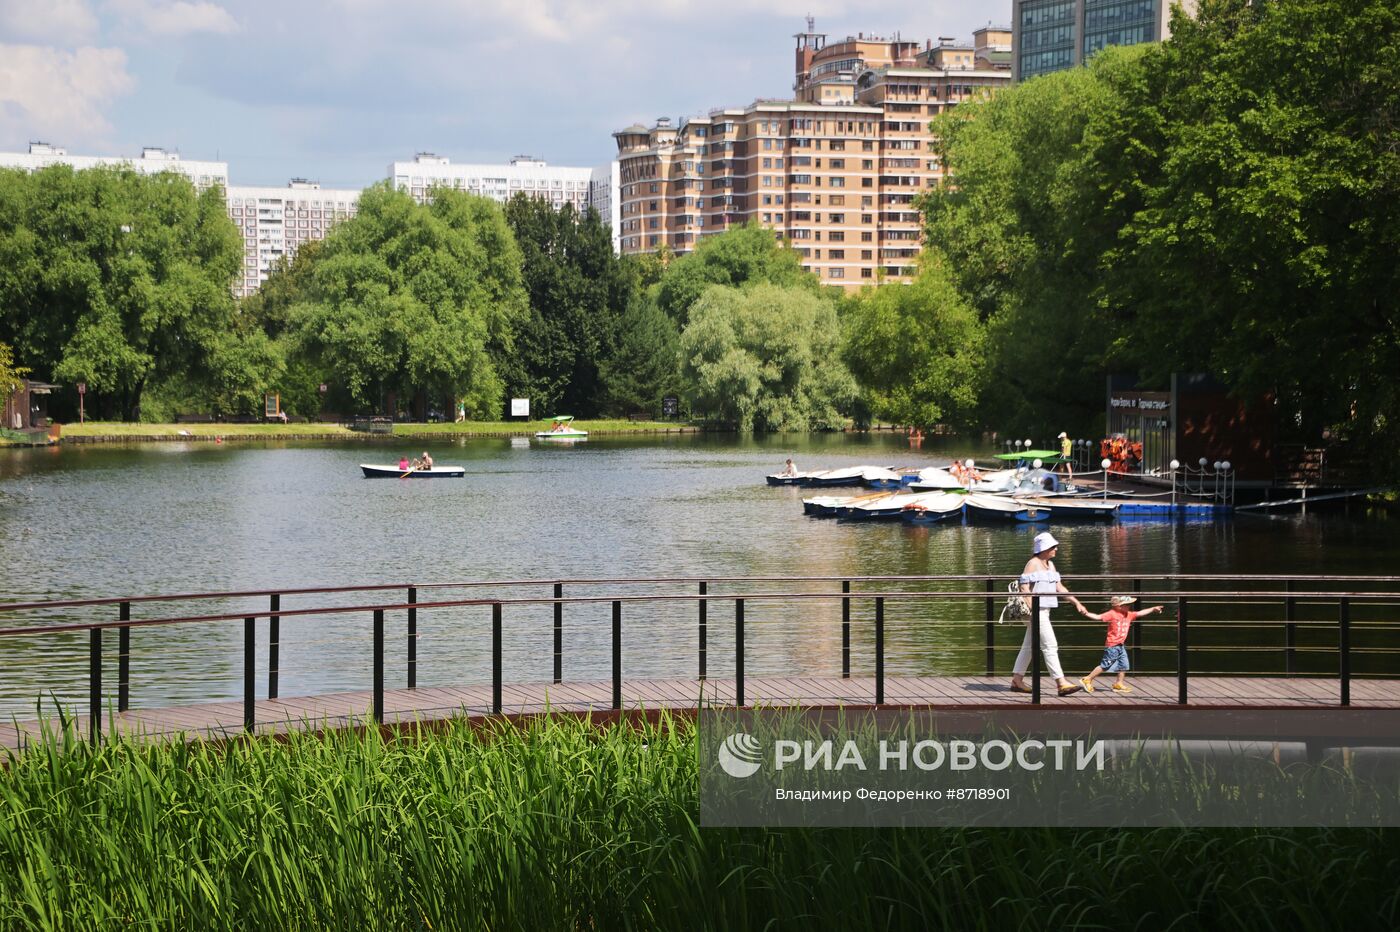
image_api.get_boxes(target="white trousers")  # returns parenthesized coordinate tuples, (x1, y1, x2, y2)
(1012, 609, 1064, 680)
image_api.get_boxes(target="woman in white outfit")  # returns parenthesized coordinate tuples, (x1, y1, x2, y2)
(1010, 532, 1085, 696)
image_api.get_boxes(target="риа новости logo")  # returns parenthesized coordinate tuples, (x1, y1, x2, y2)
(718, 733, 763, 778)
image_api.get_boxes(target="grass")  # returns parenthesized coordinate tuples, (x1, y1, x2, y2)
(2, 714, 1399, 930)
(57, 419, 692, 439)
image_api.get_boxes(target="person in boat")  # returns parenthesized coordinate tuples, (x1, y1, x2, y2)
(1057, 431, 1074, 481)
(398, 456, 411, 471)
(420, 451, 433, 469)
(780, 458, 799, 477)
(1009, 532, 1087, 697)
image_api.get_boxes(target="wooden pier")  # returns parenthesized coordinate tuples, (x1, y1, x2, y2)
(6, 674, 1399, 753)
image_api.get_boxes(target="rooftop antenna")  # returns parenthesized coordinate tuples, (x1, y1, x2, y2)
(806, 13, 814, 32)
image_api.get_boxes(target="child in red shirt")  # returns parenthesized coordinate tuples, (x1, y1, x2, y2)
(1078, 596, 1165, 693)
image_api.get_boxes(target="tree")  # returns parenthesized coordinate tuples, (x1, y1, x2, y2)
(503, 197, 632, 416)
(678, 283, 856, 430)
(598, 296, 681, 415)
(0, 340, 28, 397)
(285, 183, 528, 417)
(0, 165, 249, 419)
(842, 263, 986, 430)
(653, 223, 815, 325)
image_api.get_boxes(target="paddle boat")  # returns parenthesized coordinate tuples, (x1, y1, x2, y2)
(361, 463, 465, 479)
(536, 415, 588, 441)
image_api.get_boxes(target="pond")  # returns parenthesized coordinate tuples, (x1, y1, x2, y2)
(1, 433, 1396, 715)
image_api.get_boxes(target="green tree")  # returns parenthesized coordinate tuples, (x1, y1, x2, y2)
(653, 223, 815, 325)
(679, 283, 855, 430)
(503, 197, 632, 416)
(0, 165, 249, 419)
(1082, 0, 1400, 450)
(598, 296, 681, 415)
(842, 263, 986, 430)
(0, 339, 28, 397)
(285, 183, 528, 417)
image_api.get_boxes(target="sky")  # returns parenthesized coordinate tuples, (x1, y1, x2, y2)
(1, 0, 1009, 188)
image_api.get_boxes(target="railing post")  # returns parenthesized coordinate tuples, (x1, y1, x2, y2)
(407, 586, 417, 690)
(735, 598, 745, 707)
(1130, 580, 1142, 671)
(268, 593, 280, 700)
(612, 600, 622, 711)
(841, 580, 851, 679)
(373, 609, 385, 725)
(1177, 597, 1189, 705)
(1339, 598, 1350, 707)
(1030, 596, 1041, 705)
(698, 581, 708, 680)
(243, 616, 256, 732)
(89, 627, 102, 745)
(1284, 580, 1296, 676)
(875, 596, 885, 706)
(984, 578, 995, 675)
(553, 582, 563, 685)
(117, 601, 131, 712)
(492, 603, 502, 715)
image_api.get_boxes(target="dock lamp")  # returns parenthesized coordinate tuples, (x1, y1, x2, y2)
(1170, 459, 1180, 506)
(1101, 457, 1112, 501)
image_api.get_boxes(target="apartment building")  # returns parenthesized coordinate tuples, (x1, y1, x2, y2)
(225, 180, 360, 297)
(613, 22, 1009, 289)
(0, 142, 228, 191)
(389, 153, 594, 211)
(1012, 0, 1198, 81)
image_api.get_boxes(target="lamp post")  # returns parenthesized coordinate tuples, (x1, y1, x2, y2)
(1170, 459, 1180, 507)
(1101, 457, 1112, 502)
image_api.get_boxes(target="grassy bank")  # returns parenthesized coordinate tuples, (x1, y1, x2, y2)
(2, 716, 1398, 930)
(56, 419, 692, 441)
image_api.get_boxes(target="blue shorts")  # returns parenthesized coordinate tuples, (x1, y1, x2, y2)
(1100, 645, 1130, 673)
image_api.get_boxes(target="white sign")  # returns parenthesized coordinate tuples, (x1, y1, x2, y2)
(510, 398, 530, 418)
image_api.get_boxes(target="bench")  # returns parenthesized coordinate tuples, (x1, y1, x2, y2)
(174, 413, 215, 424)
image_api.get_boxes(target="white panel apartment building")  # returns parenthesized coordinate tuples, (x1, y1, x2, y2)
(225, 181, 359, 297)
(0, 142, 229, 192)
(390, 153, 594, 211)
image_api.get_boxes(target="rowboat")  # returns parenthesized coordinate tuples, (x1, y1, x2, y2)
(1015, 496, 1118, 520)
(767, 471, 814, 486)
(803, 490, 890, 516)
(899, 492, 970, 525)
(536, 415, 588, 441)
(842, 491, 966, 521)
(906, 467, 965, 491)
(799, 466, 868, 488)
(963, 491, 1051, 523)
(361, 464, 465, 479)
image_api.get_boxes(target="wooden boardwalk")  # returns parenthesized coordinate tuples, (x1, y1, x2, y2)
(5, 675, 1398, 752)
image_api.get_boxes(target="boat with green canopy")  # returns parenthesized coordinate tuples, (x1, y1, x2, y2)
(535, 415, 588, 441)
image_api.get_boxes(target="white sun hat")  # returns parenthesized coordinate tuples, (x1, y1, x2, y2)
(1032, 532, 1059, 554)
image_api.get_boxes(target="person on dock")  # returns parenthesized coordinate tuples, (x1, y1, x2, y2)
(780, 458, 799, 478)
(1057, 432, 1074, 481)
(1010, 532, 1086, 696)
(1077, 596, 1164, 693)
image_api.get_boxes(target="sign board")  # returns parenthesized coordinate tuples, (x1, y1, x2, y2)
(510, 398, 530, 418)
(662, 395, 679, 417)
(76, 382, 86, 395)
(264, 393, 280, 417)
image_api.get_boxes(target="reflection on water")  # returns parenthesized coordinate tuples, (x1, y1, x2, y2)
(1, 435, 1397, 714)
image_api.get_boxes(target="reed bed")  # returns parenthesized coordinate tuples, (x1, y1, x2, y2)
(2, 714, 1399, 930)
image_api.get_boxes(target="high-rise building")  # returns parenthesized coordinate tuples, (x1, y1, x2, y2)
(613, 21, 1009, 289)
(1012, 0, 1197, 82)
(225, 180, 360, 298)
(389, 153, 594, 211)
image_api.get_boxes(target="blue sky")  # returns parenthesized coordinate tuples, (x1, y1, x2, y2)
(1, 0, 1008, 188)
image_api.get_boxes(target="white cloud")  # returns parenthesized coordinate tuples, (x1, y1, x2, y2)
(0, 44, 136, 147)
(105, 0, 238, 37)
(0, 0, 101, 44)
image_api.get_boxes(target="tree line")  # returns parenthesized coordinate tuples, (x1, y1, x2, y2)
(3, 0, 1393, 444)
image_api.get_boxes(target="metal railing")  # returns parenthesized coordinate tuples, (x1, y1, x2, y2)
(2, 574, 1398, 744)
